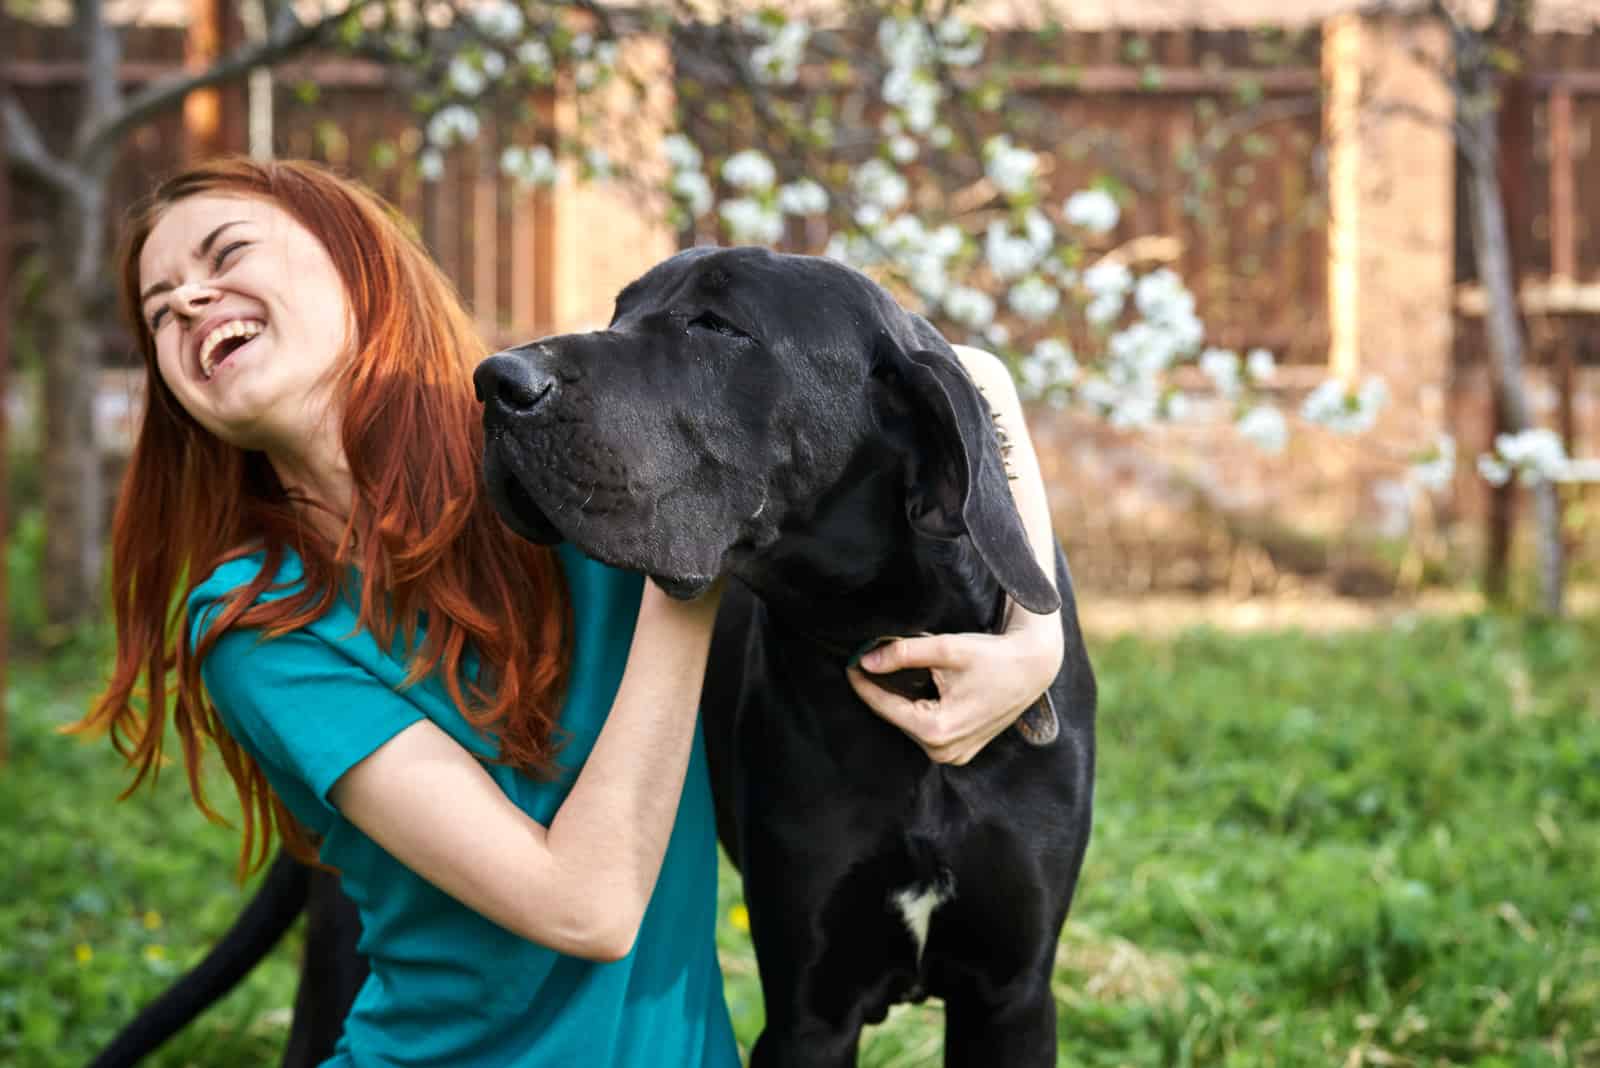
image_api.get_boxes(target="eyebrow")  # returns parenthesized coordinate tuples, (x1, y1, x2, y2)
(139, 220, 248, 305)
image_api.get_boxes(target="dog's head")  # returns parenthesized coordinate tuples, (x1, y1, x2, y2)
(477, 246, 1058, 616)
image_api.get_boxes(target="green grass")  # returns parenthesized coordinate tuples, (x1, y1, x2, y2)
(3, 615, 1598, 1066)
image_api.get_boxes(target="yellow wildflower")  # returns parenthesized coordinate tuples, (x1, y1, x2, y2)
(143, 910, 163, 931)
(74, 943, 93, 965)
(729, 904, 750, 933)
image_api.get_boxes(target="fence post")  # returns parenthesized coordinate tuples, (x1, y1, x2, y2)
(183, 0, 230, 158)
(1, 142, 11, 768)
(1484, 12, 1535, 602)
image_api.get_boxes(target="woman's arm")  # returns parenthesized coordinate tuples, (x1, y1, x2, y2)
(846, 344, 1064, 766)
(331, 581, 721, 961)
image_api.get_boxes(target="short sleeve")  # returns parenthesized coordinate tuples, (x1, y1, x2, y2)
(197, 620, 426, 835)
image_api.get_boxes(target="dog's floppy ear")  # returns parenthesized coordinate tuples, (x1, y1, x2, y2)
(879, 341, 1061, 615)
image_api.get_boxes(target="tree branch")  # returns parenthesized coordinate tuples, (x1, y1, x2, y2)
(2, 91, 81, 197)
(76, 0, 358, 167)
(76, 0, 121, 129)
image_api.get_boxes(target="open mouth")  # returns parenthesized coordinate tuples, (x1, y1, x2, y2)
(199, 320, 265, 380)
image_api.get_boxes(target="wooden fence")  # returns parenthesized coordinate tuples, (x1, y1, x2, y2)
(1453, 30, 1600, 373)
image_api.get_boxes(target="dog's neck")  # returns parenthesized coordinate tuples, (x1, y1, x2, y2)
(733, 445, 1008, 655)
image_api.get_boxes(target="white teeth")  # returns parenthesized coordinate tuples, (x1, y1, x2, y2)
(199, 320, 264, 379)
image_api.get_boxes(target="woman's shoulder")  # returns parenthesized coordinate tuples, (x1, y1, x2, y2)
(184, 546, 315, 640)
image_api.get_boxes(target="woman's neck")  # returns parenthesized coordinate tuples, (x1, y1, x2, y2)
(268, 421, 356, 548)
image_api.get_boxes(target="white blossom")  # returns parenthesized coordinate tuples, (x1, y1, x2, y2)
(1246, 347, 1276, 382)
(1411, 433, 1455, 492)
(777, 178, 828, 216)
(984, 211, 1052, 281)
(1085, 292, 1125, 328)
(662, 133, 702, 173)
(583, 148, 612, 181)
(1493, 427, 1569, 484)
(928, 224, 964, 259)
(1477, 454, 1511, 487)
(427, 106, 480, 147)
(722, 149, 776, 192)
(1237, 405, 1289, 454)
(1078, 376, 1122, 413)
(889, 135, 919, 164)
(569, 32, 593, 57)
(1020, 338, 1078, 399)
(874, 214, 926, 253)
(517, 39, 552, 74)
(418, 148, 444, 182)
(930, 125, 954, 148)
(882, 67, 942, 133)
(853, 158, 908, 213)
(1064, 189, 1120, 234)
(984, 135, 1038, 198)
(877, 15, 933, 69)
(1302, 376, 1388, 434)
(1109, 321, 1189, 377)
(943, 285, 996, 330)
(1110, 388, 1161, 430)
(500, 144, 557, 187)
(720, 197, 784, 244)
(1199, 348, 1242, 398)
(935, 16, 985, 66)
(447, 55, 487, 97)
(1082, 260, 1132, 300)
(1008, 275, 1060, 322)
(472, 0, 524, 40)
(1134, 269, 1194, 324)
(984, 323, 1011, 347)
(670, 170, 713, 217)
(749, 18, 810, 86)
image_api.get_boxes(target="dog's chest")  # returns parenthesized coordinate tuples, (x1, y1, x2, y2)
(889, 875, 955, 964)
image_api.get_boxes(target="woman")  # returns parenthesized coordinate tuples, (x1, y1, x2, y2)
(77, 157, 1064, 1066)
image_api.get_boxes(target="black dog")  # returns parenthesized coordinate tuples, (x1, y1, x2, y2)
(90, 246, 1095, 1067)
(476, 246, 1096, 1067)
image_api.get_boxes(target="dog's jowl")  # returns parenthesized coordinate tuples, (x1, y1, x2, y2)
(479, 246, 1097, 1068)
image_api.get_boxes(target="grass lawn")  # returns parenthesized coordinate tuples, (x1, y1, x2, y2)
(3, 614, 1597, 1066)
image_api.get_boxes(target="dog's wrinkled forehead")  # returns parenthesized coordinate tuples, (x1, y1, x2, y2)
(612, 246, 922, 354)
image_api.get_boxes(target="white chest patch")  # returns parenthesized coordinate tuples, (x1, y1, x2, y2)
(890, 879, 955, 964)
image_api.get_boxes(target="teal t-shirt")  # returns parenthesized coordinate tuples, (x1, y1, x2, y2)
(187, 544, 739, 1068)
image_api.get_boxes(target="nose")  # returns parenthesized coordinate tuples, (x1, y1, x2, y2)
(171, 281, 220, 316)
(475, 350, 558, 425)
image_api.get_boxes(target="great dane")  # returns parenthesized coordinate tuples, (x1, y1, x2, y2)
(476, 246, 1096, 1066)
(90, 246, 1095, 1067)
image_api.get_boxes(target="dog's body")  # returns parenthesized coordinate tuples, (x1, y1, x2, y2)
(477, 246, 1096, 1065)
(92, 246, 1094, 1067)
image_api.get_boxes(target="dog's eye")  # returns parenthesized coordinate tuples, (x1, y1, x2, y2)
(688, 310, 749, 340)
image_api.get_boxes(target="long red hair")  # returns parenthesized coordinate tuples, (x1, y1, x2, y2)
(73, 157, 571, 877)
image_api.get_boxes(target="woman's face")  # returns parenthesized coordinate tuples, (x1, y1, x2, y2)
(138, 193, 354, 454)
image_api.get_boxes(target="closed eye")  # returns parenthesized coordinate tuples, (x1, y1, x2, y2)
(688, 310, 750, 340)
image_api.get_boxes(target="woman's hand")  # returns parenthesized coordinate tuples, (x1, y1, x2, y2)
(846, 605, 1063, 765)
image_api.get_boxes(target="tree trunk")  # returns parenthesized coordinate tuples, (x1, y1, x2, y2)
(40, 187, 107, 634)
(1462, 109, 1565, 617)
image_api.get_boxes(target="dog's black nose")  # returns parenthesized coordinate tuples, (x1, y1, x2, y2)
(475, 352, 556, 422)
